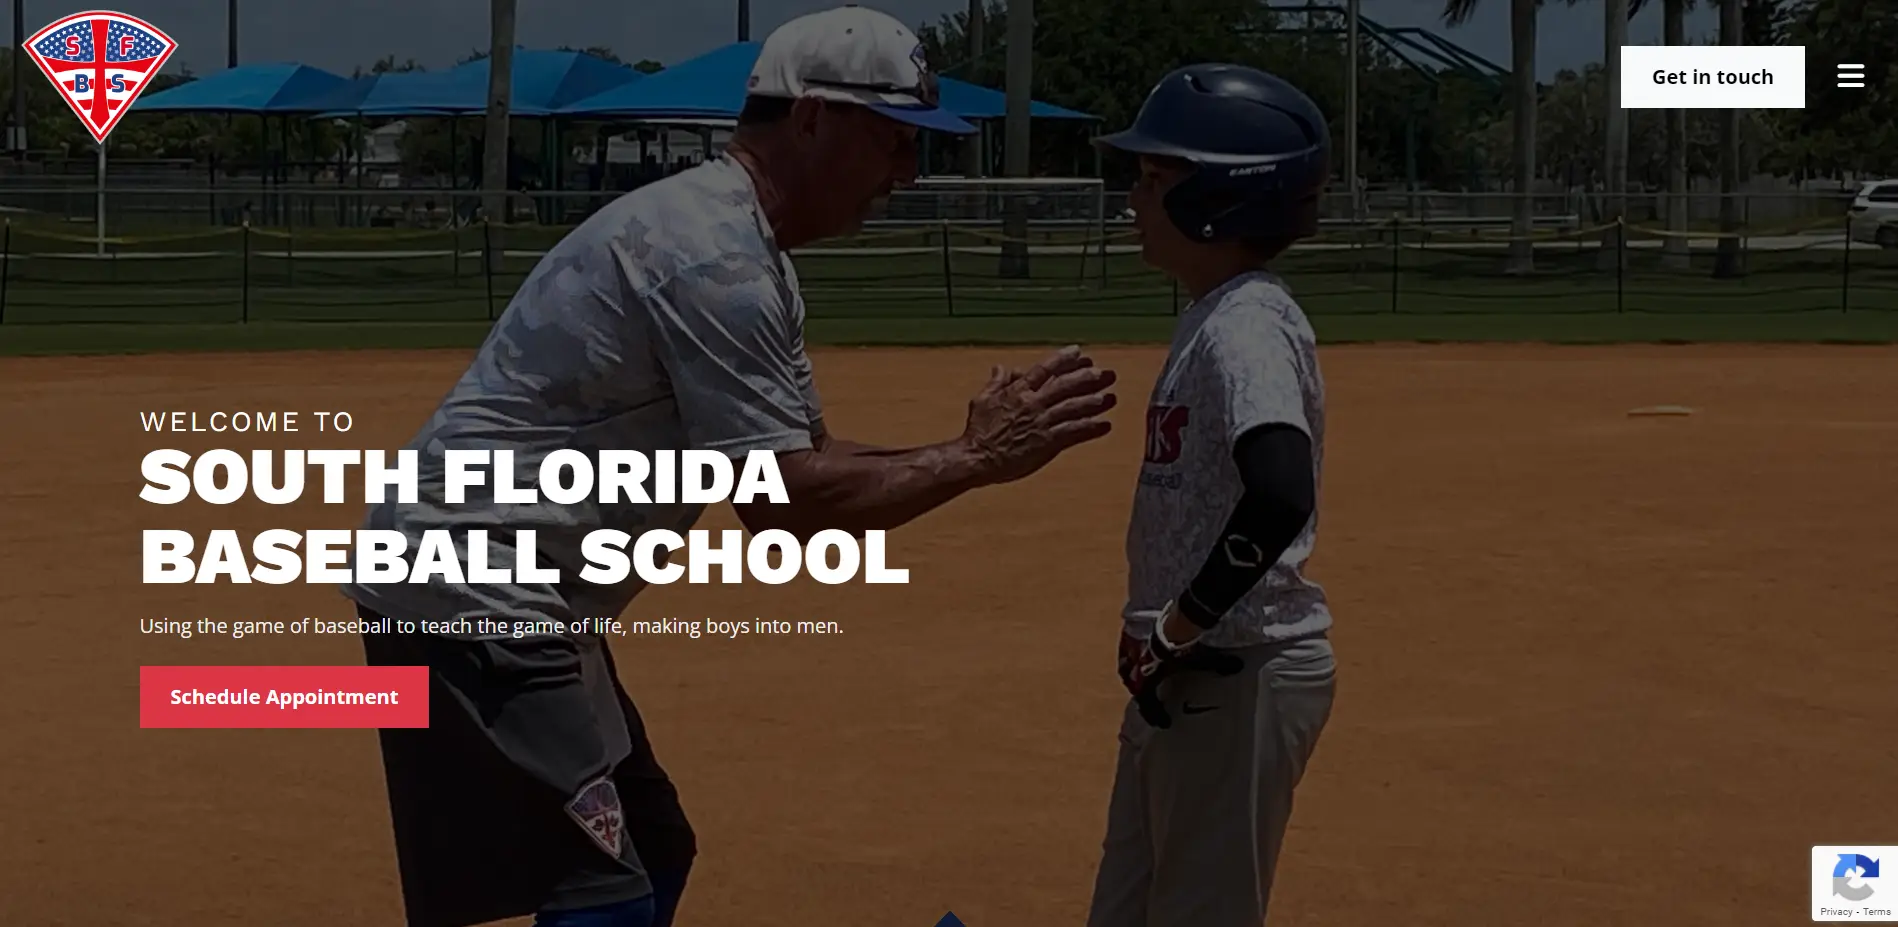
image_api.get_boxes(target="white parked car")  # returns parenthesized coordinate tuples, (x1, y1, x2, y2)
(1848, 180, 1898, 248)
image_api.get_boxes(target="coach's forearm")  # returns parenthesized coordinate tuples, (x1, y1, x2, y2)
(814, 429, 917, 458)
(736, 440, 996, 538)
(818, 435, 882, 455)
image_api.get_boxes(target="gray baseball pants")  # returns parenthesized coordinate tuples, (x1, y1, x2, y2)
(1085, 633, 1336, 927)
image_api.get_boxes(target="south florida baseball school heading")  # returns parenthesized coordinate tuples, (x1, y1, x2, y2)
(138, 445, 910, 585)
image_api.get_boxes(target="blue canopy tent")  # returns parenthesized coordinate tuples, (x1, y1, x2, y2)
(557, 41, 1094, 122)
(446, 49, 648, 114)
(132, 62, 350, 112)
(293, 71, 459, 117)
(296, 50, 643, 117)
(288, 50, 646, 221)
(436, 50, 647, 216)
(129, 63, 359, 225)
(556, 41, 1097, 178)
(554, 42, 764, 120)
(936, 80, 1095, 122)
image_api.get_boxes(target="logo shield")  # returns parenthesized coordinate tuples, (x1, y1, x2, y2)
(23, 10, 177, 144)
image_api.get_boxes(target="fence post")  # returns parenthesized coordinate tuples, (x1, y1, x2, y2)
(241, 219, 251, 324)
(1616, 218, 1625, 313)
(1742, 194, 1751, 267)
(1389, 215, 1401, 314)
(283, 186, 295, 286)
(1, 219, 10, 325)
(452, 222, 462, 288)
(1841, 212, 1851, 313)
(483, 218, 496, 321)
(940, 220, 955, 316)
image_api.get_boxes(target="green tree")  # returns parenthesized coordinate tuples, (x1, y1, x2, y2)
(355, 54, 425, 77)
(917, 0, 1283, 179)
(555, 45, 624, 64)
(1443, 0, 1540, 272)
(1656, 0, 1694, 261)
(1777, 0, 1898, 178)
(1714, 0, 1743, 276)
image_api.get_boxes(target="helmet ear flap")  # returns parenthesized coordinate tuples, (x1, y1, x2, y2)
(1159, 167, 1210, 242)
(1161, 168, 1259, 244)
(1161, 146, 1330, 245)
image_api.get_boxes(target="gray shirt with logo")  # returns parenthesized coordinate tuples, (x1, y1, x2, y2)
(340, 155, 822, 637)
(1123, 271, 1331, 649)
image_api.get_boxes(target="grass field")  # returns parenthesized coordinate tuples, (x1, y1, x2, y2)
(3, 219, 1897, 353)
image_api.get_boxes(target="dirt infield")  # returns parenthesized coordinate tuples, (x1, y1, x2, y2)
(4, 343, 1896, 926)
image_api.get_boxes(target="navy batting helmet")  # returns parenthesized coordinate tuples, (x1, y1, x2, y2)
(1095, 63, 1330, 243)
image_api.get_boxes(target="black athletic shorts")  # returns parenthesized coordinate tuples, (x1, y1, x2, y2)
(357, 605, 696, 927)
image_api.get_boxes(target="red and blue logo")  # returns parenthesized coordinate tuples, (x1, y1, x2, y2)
(23, 10, 177, 143)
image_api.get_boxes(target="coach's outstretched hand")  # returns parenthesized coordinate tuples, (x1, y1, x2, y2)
(961, 345, 1117, 485)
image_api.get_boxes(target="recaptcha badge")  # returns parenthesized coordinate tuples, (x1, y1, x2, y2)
(1815, 847, 1894, 921)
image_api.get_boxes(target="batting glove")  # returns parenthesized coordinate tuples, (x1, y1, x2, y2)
(1117, 604, 1243, 729)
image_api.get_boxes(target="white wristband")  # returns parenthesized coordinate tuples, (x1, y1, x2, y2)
(1155, 602, 1198, 651)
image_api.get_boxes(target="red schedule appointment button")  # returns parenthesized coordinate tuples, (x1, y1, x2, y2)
(140, 665, 429, 729)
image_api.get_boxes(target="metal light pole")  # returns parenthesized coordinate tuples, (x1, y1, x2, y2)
(11, 0, 25, 156)
(227, 0, 238, 67)
(964, 0, 985, 177)
(1344, 0, 1359, 221)
(1601, 0, 1628, 269)
(738, 0, 750, 41)
(1662, 0, 1688, 268)
(1000, 0, 1032, 277)
(482, 0, 517, 224)
(1712, 0, 1743, 278)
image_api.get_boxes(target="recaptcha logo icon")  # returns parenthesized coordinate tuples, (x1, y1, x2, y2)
(1814, 846, 1895, 922)
(1835, 853, 1881, 901)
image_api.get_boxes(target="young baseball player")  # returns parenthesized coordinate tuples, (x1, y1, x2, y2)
(1083, 64, 1339, 927)
(340, 8, 1117, 927)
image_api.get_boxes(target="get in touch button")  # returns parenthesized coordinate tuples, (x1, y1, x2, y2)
(1622, 44, 1806, 109)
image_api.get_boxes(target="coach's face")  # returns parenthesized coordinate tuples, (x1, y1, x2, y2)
(798, 100, 920, 237)
(1130, 156, 1193, 271)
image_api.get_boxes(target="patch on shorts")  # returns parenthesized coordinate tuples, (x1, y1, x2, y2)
(565, 775, 625, 858)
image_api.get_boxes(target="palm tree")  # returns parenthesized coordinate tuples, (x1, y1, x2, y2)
(1001, 0, 1033, 278)
(1713, 0, 1743, 277)
(1601, 0, 1630, 269)
(1625, 0, 1694, 263)
(963, 0, 987, 178)
(1444, 0, 1539, 273)
(481, 0, 517, 225)
(1659, 0, 1692, 266)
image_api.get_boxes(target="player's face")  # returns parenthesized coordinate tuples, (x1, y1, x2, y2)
(807, 103, 920, 236)
(1130, 156, 1194, 272)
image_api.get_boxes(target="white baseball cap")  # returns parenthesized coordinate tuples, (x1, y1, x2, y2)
(747, 4, 977, 135)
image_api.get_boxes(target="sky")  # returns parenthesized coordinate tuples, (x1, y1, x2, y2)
(4, 0, 1722, 82)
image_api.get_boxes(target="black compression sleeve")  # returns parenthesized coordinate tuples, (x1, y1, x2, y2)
(1175, 424, 1316, 629)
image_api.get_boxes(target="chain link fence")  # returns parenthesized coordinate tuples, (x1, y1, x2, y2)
(1, 205, 1893, 325)
(0, 172, 1870, 233)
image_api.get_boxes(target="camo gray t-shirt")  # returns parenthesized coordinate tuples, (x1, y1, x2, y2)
(1123, 270, 1331, 649)
(340, 155, 822, 638)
